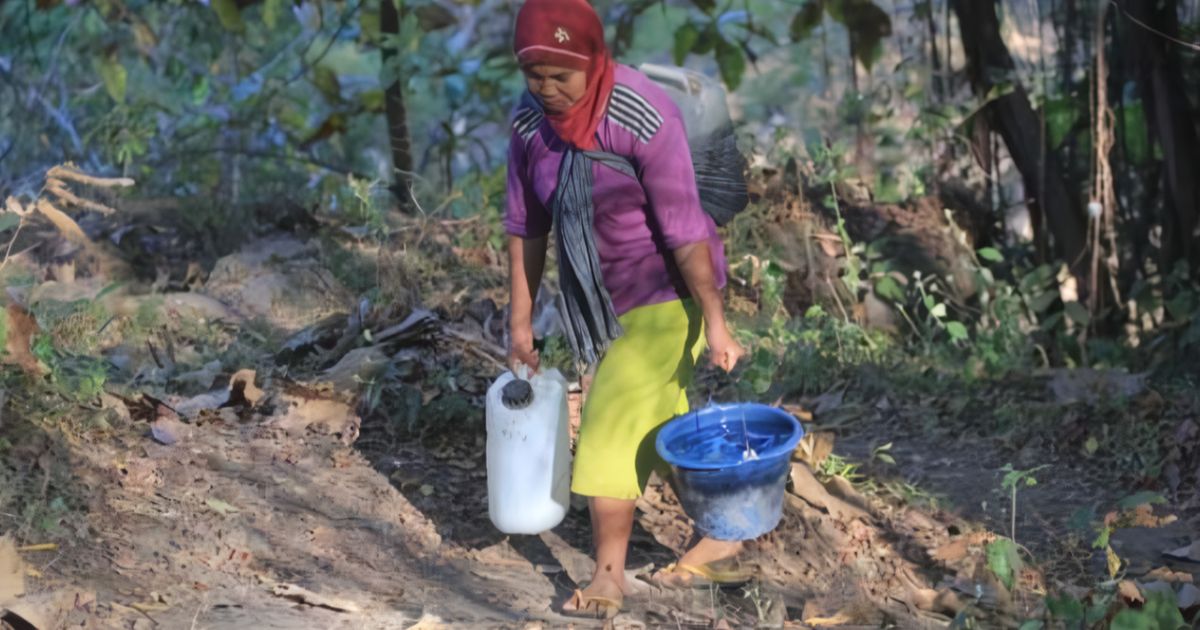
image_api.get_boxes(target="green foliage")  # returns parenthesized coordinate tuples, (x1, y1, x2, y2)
(1110, 591, 1188, 630)
(97, 55, 128, 104)
(788, 0, 892, 70)
(772, 304, 894, 396)
(986, 537, 1021, 591)
(0, 307, 7, 360)
(817, 452, 863, 482)
(714, 36, 746, 90)
(671, 18, 750, 90)
(1000, 463, 1045, 493)
(999, 463, 1045, 542)
(32, 331, 109, 403)
(537, 334, 578, 381)
(1116, 491, 1166, 510)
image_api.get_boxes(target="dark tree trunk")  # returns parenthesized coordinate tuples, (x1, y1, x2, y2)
(924, 1, 943, 101)
(951, 0, 1088, 269)
(1118, 0, 1200, 274)
(381, 0, 414, 210)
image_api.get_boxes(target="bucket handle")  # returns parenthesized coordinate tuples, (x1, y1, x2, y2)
(692, 367, 756, 458)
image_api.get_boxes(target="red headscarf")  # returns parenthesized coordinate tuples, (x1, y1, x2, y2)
(513, 0, 615, 150)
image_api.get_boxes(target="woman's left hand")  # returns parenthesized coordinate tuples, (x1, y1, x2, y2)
(706, 323, 745, 373)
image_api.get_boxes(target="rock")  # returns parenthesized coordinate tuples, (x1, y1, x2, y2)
(150, 414, 192, 445)
(1164, 541, 1200, 563)
(320, 346, 391, 392)
(1177, 583, 1200, 610)
(203, 235, 351, 333)
(1047, 368, 1148, 405)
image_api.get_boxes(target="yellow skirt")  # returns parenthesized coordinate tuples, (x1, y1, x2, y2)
(571, 299, 705, 500)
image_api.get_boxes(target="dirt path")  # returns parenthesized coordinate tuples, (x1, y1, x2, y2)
(1, 384, 968, 629)
(6, 413, 569, 628)
(6, 367, 1198, 629)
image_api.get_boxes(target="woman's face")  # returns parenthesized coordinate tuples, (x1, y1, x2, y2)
(522, 64, 587, 114)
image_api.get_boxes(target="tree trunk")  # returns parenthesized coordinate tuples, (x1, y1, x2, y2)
(951, 0, 1088, 269)
(381, 0, 414, 210)
(924, 0, 943, 101)
(1118, 0, 1200, 274)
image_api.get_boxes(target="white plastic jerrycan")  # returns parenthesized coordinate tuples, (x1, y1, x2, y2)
(485, 367, 572, 534)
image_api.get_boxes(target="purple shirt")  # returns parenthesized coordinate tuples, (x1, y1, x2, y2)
(505, 64, 728, 316)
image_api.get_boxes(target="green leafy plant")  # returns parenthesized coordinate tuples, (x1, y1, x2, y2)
(870, 441, 895, 465)
(1000, 463, 1046, 544)
(986, 537, 1022, 591)
(788, 0, 893, 72)
(817, 453, 863, 483)
(1110, 591, 1188, 630)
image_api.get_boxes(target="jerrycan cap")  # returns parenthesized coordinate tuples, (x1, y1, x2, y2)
(501, 379, 534, 409)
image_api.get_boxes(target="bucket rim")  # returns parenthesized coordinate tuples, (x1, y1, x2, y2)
(655, 402, 804, 471)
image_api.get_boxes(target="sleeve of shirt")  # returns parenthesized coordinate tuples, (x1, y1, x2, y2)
(504, 131, 552, 239)
(632, 112, 712, 250)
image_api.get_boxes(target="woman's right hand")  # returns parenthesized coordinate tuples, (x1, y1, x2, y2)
(508, 235, 547, 376)
(508, 328, 540, 374)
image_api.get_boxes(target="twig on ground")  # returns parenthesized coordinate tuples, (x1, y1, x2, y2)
(443, 326, 506, 359)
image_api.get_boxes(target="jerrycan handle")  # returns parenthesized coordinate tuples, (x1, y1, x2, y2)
(501, 363, 534, 410)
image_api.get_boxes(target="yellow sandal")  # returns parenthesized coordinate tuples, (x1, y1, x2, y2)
(651, 562, 753, 590)
(562, 588, 622, 619)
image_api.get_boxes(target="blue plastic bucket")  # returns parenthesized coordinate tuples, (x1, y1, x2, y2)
(656, 403, 804, 541)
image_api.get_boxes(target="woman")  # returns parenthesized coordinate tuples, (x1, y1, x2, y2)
(505, 0, 747, 618)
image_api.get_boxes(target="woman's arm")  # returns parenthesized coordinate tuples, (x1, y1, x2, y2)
(509, 234, 548, 372)
(673, 240, 744, 372)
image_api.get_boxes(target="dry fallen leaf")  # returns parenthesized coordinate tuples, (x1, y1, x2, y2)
(1107, 546, 1122, 579)
(1143, 566, 1193, 583)
(205, 499, 240, 515)
(0, 536, 25, 602)
(804, 612, 854, 627)
(271, 583, 360, 613)
(3, 304, 44, 376)
(229, 369, 264, 407)
(781, 403, 814, 423)
(405, 613, 450, 629)
(1118, 580, 1144, 604)
(264, 389, 360, 445)
(1131, 504, 1176, 528)
(793, 430, 834, 469)
(931, 539, 971, 565)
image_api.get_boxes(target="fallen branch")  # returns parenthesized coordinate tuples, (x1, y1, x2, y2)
(45, 164, 135, 189)
(45, 178, 117, 215)
(270, 583, 360, 613)
(789, 463, 871, 522)
(35, 198, 90, 245)
(442, 326, 505, 359)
